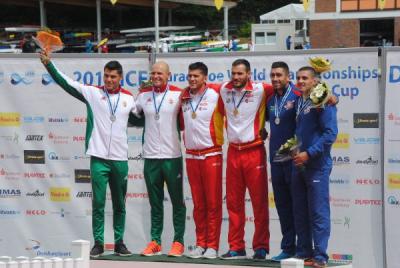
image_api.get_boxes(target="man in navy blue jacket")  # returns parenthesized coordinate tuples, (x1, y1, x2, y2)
(267, 62, 301, 262)
(292, 66, 338, 268)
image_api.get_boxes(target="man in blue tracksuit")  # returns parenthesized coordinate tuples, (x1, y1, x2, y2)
(266, 62, 301, 262)
(292, 66, 338, 268)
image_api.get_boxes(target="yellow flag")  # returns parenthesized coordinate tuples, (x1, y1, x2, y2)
(110, 0, 117, 5)
(215, 0, 224, 11)
(378, 0, 386, 9)
(303, 0, 309, 11)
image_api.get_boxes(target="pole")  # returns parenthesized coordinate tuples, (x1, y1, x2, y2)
(39, 0, 46, 28)
(155, 0, 160, 54)
(96, 0, 102, 54)
(224, 6, 229, 41)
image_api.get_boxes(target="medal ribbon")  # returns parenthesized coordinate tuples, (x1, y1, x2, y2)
(152, 85, 169, 116)
(104, 88, 121, 119)
(296, 96, 312, 120)
(232, 90, 248, 111)
(189, 87, 208, 115)
(274, 84, 292, 120)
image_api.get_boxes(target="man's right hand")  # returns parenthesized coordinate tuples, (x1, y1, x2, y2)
(40, 50, 50, 65)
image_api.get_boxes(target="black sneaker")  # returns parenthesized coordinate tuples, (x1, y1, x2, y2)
(115, 241, 132, 256)
(253, 248, 268, 260)
(220, 249, 247, 259)
(90, 242, 104, 257)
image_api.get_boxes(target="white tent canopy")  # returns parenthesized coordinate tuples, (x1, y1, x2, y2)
(260, 4, 308, 22)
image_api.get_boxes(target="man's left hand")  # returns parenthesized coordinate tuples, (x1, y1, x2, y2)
(327, 95, 338, 105)
(293, 151, 309, 166)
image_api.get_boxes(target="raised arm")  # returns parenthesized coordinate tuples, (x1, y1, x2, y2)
(40, 50, 87, 102)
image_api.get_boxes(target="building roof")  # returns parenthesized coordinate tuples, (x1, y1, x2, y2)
(4, 0, 238, 9)
(260, 4, 308, 21)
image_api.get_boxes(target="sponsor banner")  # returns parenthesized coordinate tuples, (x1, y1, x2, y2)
(49, 187, 71, 202)
(0, 112, 20, 126)
(333, 133, 350, 149)
(353, 113, 379, 128)
(74, 169, 91, 183)
(384, 49, 400, 268)
(0, 52, 384, 267)
(388, 174, 400, 189)
(24, 150, 45, 164)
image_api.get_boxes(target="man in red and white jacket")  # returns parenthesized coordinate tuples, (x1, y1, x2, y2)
(219, 59, 274, 260)
(180, 62, 224, 259)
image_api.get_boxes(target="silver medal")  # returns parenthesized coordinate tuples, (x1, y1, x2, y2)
(275, 117, 280, 125)
(154, 114, 160, 121)
(110, 115, 116, 122)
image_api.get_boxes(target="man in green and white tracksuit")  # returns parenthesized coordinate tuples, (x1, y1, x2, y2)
(133, 61, 186, 257)
(40, 51, 134, 257)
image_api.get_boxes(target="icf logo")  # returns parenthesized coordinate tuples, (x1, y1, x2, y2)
(11, 71, 34, 85)
(41, 73, 54, 85)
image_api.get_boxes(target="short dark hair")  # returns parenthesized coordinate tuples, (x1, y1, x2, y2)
(271, 61, 289, 74)
(232, 59, 251, 72)
(297, 66, 316, 77)
(104, 61, 123, 75)
(188, 62, 208, 76)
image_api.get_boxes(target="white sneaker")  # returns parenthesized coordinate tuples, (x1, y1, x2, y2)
(187, 246, 205, 259)
(203, 248, 218, 259)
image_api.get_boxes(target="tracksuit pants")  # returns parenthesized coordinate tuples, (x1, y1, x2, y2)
(271, 162, 296, 255)
(226, 145, 270, 251)
(91, 156, 128, 244)
(144, 157, 186, 245)
(186, 154, 223, 250)
(291, 166, 331, 263)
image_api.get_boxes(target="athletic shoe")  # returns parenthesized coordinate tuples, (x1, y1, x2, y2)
(168, 241, 184, 257)
(90, 242, 104, 258)
(294, 256, 314, 266)
(141, 241, 162, 256)
(270, 251, 295, 262)
(114, 241, 132, 256)
(203, 248, 218, 259)
(253, 248, 268, 260)
(313, 259, 328, 268)
(220, 249, 247, 260)
(187, 246, 205, 259)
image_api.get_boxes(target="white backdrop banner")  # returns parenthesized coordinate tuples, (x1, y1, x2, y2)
(159, 50, 383, 268)
(0, 50, 383, 268)
(384, 48, 400, 268)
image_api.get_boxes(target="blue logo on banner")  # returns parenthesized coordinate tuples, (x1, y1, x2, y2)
(388, 195, 400, 205)
(11, 71, 34, 85)
(389, 65, 400, 83)
(42, 73, 54, 85)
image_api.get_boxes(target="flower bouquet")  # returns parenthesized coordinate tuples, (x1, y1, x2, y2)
(33, 28, 63, 53)
(310, 82, 331, 108)
(273, 137, 301, 162)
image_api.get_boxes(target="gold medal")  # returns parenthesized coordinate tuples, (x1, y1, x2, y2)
(233, 108, 239, 116)
(191, 112, 197, 119)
